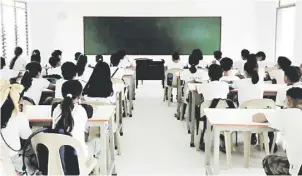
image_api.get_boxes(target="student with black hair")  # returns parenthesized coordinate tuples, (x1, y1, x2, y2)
(191, 48, 207, 68)
(233, 61, 264, 105)
(51, 50, 62, 59)
(0, 57, 19, 80)
(9, 47, 27, 71)
(74, 52, 82, 62)
(55, 62, 78, 98)
(0, 79, 36, 174)
(47, 56, 62, 77)
(219, 57, 239, 82)
(88, 54, 103, 69)
(117, 50, 133, 68)
(276, 66, 302, 108)
(167, 52, 185, 69)
(76, 54, 88, 82)
(110, 53, 120, 67)
(83, 61, 115, 104)
(209, 50, 222, 66)
(234, 49, 250, 75)
(268, 56, 292, 84)
(21, 62, 55, 104)
(52, 80, 101, 161)
(256, 51, 266, 61)
(253, 87, 302, 175)
(30, 50, 41, 63)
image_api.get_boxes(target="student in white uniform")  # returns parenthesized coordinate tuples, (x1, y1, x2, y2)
(234, 49, 249, 75)
(74, 52, 82, 63)
(0, 79, 35, 174)
(232, 61, 264, 105)
(253, 87, 302, 175)
(220, 57, 239, 83)
(256, 51, 267, 68)
(76, 54, 88, 83)
(208, 50, 222, 66)
(9, 47, 27, 71)
(51, 50, 62, 59)
(83, 61, 116, 104)
(21, 62, 55, 104)
(30, 49, 41, 63)
(191, 49, 207, 69)
(88, 54, 103, 69)
(276, 66, 302, 108)
(52, 80, 101, 163)
(55, 62, 78, 99)
(268, 56, 292, 84)
(167, 52, 185, 69)
(0, 57, 19, 80)
(116, 50, 133, 68)
(47, 56, 62, 78)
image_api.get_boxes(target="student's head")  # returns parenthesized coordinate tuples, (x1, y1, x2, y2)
(85, 61, 113, 97)
(220, 57, 233, 72)
(172, 52, 180, 62)
(208, 64, 223, 81)
(21, 62, 42, 92)
(31, 49, 41, 63)
(191, 49, 203, 60)
(188, 54, 199, 74)
(9, 47, 23, 69)
(110, 53, 120, 66)
(96, 54, 103, 63)
(286, 87, 302, 109)
(61, 62, 77, 80)
(76, 54, 88, 77)
(244, 62, 259, 84)
(1, 57, 6, 69)
(74, 52, 82, 62)
(283, 66, 302, 84)
(49, 56, 61, 68)
(247, 54, 258, 65)
(0, 79, 23, 129)
(256, 51, 266, 61)
(277, 56, 291, 71)
(117, 50, 126, 60)
(241, 49, 250, 60)
(56, 80, 83, 132)
(213, 50, 222, 60)
(51, 50, 62, 58)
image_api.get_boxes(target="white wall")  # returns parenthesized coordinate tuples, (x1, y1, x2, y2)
(293, 1, 302, 66)
(28, 0, 277, 66)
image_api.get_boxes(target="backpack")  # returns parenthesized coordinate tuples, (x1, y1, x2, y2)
(167, 72, 173, 86)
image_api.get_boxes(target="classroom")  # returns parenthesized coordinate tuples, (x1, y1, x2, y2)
(1, 0, 302, 175)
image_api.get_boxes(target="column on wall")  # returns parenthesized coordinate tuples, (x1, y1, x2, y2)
(293, 1, 302, 66)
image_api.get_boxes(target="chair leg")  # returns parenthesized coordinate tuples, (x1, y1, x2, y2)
(263, 132, 270, 155)
(114, 132, 121, 155)
(163, 87, 166, 102)
(168, 87, 172, 106)
(258, 133, 263, 151)
(244, 131, 251, 168)
(224, 131, 232, 168)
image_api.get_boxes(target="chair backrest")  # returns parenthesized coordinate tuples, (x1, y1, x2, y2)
(201, 99, 236, 109)
(84, 97, 112, 106)
(22, 96, 35, 105)
(111, 78, 124, 85)
(239, 99, 276, 109)
(31, 133, 88, 175)
(165, 68, 183, 87)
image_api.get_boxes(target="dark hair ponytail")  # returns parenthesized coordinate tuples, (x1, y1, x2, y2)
(55, 80, 83, 133)
(244, 62, 259, 84)
(9, 47, 23, 69)
(77, 55, 87, 77)
(188, 54, 199, 74)
(21, 62, 42, 91)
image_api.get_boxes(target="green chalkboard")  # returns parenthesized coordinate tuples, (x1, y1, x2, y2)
(84, 17, 221, 55)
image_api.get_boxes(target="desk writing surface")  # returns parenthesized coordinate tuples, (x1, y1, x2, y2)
(203, 109, 278, 127)
(24, 105, 115, 122)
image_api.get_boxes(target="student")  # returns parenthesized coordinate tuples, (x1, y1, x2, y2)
(55, 62, 78, 98)
(191, 49, 207, 69)
(88, 54, 103, 69)
(110, 53, 120, 67)
(253, 87, 302, 175)
(167, 52, 184, 69)
(47, 56, 62, 77)
(234, 49, 250, 75)
(232, 61, 263, 105)
(180, 54, 208, 83)
(256, 51, 266, 62)
(219, 57, 239, 82)
(51, 50, 62, 59)
(268, 56, 291, 84)
(83, 61, 115, 104)
(209, 50, 222, 66)
(30, 49, 41, 63)
(0, 79, 36, 174)
(0, 57, 18, 80)
(74, 52, 82, 62)
(52, 80, 101, 161)
(275, 66, 302, 108)
(9, 47, 27, 71)
(116, 50, 132, 68)
(21, 62, 55, 104)
(76, 54, 88, 82)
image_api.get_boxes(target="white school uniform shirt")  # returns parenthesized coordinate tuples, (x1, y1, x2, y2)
(55, 79, 67, 98)
(264, 108, 302, 175)
(167, 60, 185, 70)
(180, 69, 209, 82)
(24, 78, 50, 104)
(275, 82, 302, 107)
(198, 80, 229, 100)
(1, 112, 32, 157)
(269, 69, 285, 84)
(0, 67, 18, 80)
(232, 78, 264, 105)
(220, 75, 239, 83)
(47, 66, 62, 76)
(52, 104, 89, 157)
(233, 60, 246, 75)
(198, 60, 208, 69)
(11, 56, 27, 71)
(118, 57, 132, 68)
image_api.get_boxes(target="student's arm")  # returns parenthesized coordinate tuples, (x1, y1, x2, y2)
(275, 88, 286, 108)
(253, 110, 289, 131)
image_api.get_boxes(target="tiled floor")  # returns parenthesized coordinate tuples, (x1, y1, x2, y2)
(115, 81, 271, 175)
